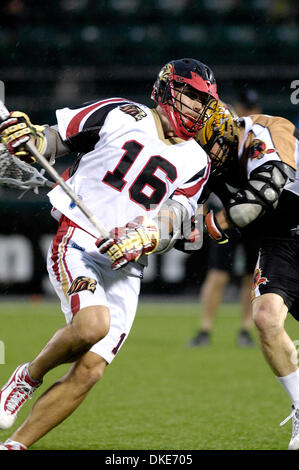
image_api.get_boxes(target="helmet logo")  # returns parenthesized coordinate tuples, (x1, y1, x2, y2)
(159, 63, 172, 83)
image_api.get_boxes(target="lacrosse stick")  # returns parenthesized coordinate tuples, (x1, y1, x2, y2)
(0, 142, 54, 197)
(0, 100, 110, 238)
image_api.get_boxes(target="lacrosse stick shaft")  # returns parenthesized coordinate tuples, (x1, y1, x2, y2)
(0, 100, 110, 238)
(27, 142, 110, 238)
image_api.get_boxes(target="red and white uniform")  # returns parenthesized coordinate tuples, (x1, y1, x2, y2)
(49, 98, 210, 235)
(47, 98, 210, 362)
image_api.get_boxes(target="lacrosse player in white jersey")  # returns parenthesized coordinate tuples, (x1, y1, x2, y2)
(0, 58, 223, 450)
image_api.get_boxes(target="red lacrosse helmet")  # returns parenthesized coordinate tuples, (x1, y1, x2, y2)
(152, 58, 218, 140)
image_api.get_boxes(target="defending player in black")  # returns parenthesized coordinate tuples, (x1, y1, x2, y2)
(194, 102, 299, 450)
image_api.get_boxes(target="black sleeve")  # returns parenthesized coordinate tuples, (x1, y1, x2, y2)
(64, 99, 131, 153)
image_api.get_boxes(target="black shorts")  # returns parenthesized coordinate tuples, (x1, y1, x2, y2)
(252, 238, 299, 320)
(208, 228, 259, 275)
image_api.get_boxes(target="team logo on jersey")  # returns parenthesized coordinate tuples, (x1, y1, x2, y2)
(120, 104, 147, 121)
(252, 268, 269, 289)
(67, 276, 97, 296)
(249, 139, 275, 160)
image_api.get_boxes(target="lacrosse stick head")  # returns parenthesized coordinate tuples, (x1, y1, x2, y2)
(0, 142, 54, 192)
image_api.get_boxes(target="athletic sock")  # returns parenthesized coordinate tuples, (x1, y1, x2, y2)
(4, 439, 27, 450)
(24, 364, 42, 387)
(200, 330, 210, 336)
(276, 369, 299, 409)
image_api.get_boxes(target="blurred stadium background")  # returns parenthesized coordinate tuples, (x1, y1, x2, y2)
(0, 0, 298, 300)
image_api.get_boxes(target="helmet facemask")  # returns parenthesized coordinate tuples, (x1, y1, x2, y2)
(152, 59, 219, 140)
(195, 101, 240, 176)
(167, 81, 218, 139)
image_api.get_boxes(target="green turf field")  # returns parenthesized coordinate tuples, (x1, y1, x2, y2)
(0, 299, 298, 450)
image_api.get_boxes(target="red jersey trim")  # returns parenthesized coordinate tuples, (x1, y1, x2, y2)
(65, 98, 127, 139)
(173, 161, 210, 198)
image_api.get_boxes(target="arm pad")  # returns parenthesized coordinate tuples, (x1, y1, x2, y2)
(226, 161, 294, 227)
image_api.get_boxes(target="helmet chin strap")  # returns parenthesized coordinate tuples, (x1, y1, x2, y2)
(155, 105, 178, 139)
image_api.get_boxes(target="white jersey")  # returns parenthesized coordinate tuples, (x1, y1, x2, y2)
(239, 114, 299, 195)
(236, 114, 299, 239)
(48, 98, 210, 237)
